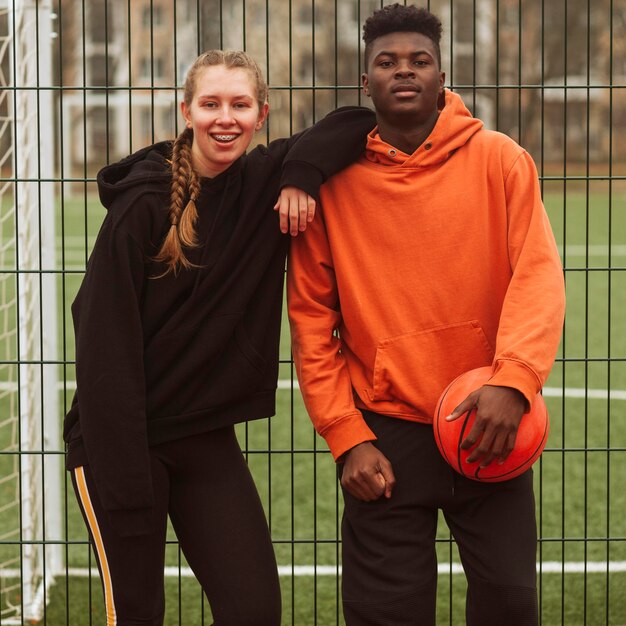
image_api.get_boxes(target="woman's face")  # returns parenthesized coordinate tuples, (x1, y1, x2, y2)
(181, 65, 269, 178)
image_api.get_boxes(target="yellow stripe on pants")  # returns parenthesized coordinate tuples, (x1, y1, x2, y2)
(74, 466, 117, 626)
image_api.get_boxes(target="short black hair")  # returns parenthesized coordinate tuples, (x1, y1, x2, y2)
(363, 4, 443, 68)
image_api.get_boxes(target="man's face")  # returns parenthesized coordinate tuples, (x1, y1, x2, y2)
(362, 32, 445, 124)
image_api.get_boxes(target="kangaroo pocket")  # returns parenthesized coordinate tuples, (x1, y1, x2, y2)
(367, 320, 493, 417)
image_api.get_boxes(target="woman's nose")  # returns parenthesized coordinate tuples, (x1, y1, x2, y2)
(216, 107, 236, 125)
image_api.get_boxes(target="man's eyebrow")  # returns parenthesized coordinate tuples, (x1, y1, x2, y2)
(374, 49, 435, 59)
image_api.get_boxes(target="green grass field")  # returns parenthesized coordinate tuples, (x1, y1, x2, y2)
(1, 188, 625, 625)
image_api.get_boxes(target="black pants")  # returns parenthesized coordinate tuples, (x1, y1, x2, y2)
(71, 427, 281, 626)
(340, 411, 538, 626)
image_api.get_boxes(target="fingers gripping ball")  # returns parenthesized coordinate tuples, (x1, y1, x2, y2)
(433, 366, 549, 482)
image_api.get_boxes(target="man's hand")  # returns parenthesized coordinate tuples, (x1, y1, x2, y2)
(273, 186, 316, 236)
(446, 385, 527, 468)
(341, 442, 396, 501)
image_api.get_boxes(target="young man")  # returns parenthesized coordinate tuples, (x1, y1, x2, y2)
(288, 4, 565, 625)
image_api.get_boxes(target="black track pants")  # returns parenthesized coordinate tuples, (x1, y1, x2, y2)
(71, 427, 281, 626)
(340, 410, 538, 626)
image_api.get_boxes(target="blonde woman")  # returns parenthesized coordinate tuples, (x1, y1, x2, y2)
(64, 50, 374, 625)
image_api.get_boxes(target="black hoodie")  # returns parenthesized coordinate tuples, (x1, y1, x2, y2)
(63, 106, 376, 535)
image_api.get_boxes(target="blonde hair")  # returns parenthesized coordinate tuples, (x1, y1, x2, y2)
(154, 50, 268, 276)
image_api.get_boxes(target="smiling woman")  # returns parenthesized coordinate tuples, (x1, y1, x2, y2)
(61, 48, 376, 625)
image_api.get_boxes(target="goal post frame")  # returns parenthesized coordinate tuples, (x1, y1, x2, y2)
(1, 0, 63, 621)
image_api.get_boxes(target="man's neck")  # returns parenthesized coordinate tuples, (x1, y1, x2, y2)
(377, 111, 439, 155)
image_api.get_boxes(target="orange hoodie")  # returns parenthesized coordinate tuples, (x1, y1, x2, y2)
(288, 90, 565, 461)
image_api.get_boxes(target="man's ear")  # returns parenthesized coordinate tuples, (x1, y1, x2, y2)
(437, 72, 446, 109)
(362, 73, 370, 97)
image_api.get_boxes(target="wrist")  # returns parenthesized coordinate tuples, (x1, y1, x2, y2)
(340, 441, 372, 463)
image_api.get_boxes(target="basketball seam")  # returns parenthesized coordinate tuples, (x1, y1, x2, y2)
(457, 409, 473, 478)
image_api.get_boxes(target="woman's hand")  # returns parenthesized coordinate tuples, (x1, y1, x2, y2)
(274, 186, 316, 236)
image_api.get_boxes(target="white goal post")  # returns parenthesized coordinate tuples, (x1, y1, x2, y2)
(0, 0, 63, 622)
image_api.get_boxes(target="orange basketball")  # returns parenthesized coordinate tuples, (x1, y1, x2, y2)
(433, 366, 549, 482)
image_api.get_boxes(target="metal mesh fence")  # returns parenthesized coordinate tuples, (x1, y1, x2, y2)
(0, 0, 625, 624)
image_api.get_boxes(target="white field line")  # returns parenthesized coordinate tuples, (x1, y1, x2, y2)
(0, 382, 626, 401)
(44, 238, 626, 257)
(281, 382, 626, 401)
(541, 387, 626, 401)
(23, 246, 626, 272)
(557, 244, 626, 257)
(2, 562, 626, 580)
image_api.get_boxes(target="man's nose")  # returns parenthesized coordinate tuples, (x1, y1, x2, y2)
(395, 63, 415, 78)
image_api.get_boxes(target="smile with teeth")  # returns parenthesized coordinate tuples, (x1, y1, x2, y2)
(212, 134, 239, 143)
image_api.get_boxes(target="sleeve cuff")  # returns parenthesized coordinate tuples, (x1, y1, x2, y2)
(488, 359, 543, 409)
(321, 412, 378, 462)
(279, 160, 325, 201)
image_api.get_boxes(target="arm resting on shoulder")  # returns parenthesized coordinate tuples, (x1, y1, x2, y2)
(280, 106, 376, 200)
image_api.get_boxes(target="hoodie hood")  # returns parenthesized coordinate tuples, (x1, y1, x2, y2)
(365, 89, 483, 168)
(97, 141, 173, 211)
